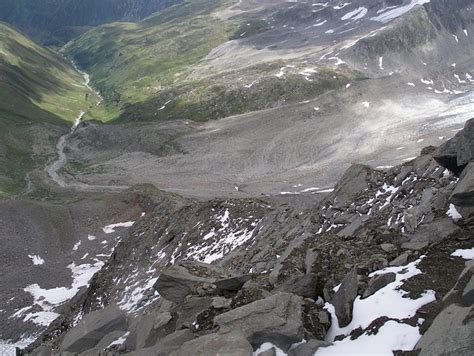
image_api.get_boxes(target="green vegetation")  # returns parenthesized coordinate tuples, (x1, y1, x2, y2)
(0, 0, 182, 46)
(65, 0, 235, 117)
(0, 21, 99, 196)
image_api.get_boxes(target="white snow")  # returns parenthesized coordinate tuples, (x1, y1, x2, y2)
(463, 29, 468, 36)
(107, 331, 130, 348)
(87, 234, 97, 241)
(371, 1, 432, 23)
(379, 56, 384, 70)
(321, 257, 435, 354)
(312, 20, 327, 27)
(446, 204, 462, 220)
(341, 7, 368, 21)
(362, 101, 370, 108)
(407, 82, 415, 87)
(102, 221, 135, 234)
(254, 343, 287, 356)
(453, 34, 459, 43)
(72, 241, 81, 251)
(20, 260, 104, 325)
(451, 248, 474, 260)
(316, 321, 422, 355)
(28, 255, 45, 265)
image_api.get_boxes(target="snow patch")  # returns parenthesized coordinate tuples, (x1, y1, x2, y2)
(451, 248, 474, 260)
(28, 255, 45, 265)
(446, 204, 462, 220)
(103, 221, 135, 234)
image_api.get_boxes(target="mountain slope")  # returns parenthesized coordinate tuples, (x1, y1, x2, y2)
(0, 22, 101, 196)
(0, 0, 182, 46)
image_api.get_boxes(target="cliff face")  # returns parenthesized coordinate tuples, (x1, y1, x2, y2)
(26, 119, 474, 355)
(0, 0, 183, 46)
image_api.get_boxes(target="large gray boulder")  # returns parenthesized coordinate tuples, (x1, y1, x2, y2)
(332, 269, 358, 327)
(450, 162, 474, 207)
(329, 164, 374, 208)
(127, 329, 195, 356)
(170, 331, 253, 356)
(214, 292, 304, 350)
(154, 262, 250, 303)
(434, 118, 474, 175)
(415, 304, 474, 355)
(61, 304, 128, 353)
(363, 272, 396, 298)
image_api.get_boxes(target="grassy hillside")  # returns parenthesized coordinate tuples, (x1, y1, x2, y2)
(0, 0, 182, 47)
(0, 22, 100, 196)
(65, 0, 357, 122)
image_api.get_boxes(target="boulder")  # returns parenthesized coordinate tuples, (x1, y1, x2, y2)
(214, 292, 304, 350)
(61, 304, 128, 353)
(288, 339, 333, 356)
(389, 253, 409, 267)
(277, 273, 319, 299)
(154, 262, 249, 303)
(133, 312, 174, 349)
(337, 216, 365, 239)
(153, 264, 216, 303)
(330, 165, 374, 208)
(434, 118, 474, 175)
(332, 269, 358, 327)
(450, 162, 474, 207)
(363, 272, 396, 298)
(415, 304, 474, 355)
(170, 331, 253, 356)
(407, 217, 460, 245)
(127, 329, 195, 356)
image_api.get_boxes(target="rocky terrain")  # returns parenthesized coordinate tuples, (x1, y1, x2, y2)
(17, 118, 473, 355)
(0, 0, 473, 355)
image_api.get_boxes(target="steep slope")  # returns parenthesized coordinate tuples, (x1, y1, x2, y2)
(57, 0, 474, 199)
(24, 119, 474, 354)
(0, 22, 101, 196)
(0, 0, 182, 46)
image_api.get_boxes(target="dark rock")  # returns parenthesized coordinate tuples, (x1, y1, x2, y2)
(330, 164, 374, 208)
(288, 339, 333, 356)
(61, 304, 127, 353)
(450, 162, 474, 207)
(215, 274, 252, 293)
(415, 304, 474, 356)
(337, 217, 365, 239)
(212, 297, 232, 309)
(277, 273, 319, 299)
(214, 292, 303, 351)
(363, 272, 396, 298)
(133, 312, 174, 349)
(389, 253, 409, 267)
(434, 118, 474, 175)
(170, 331, 253, 356)
(332, 269, 358, 327)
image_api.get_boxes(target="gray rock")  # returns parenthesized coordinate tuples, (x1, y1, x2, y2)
(133, 312, 173, 349)
(214, 292, 303, 350)
(363, 272, 396, 298)
(415, 304, 474, 356)
(153, 263, 219, 303)
(401, 241, 429, 251)
(288, 339, 333, 356)
(212, 296, 232, 309)
(61, 304, 127, 353)
(215, 274, 252, 292)
(450, 162, 474, 207)
(277, 273, 319, 299)
(434, 118, 474, 175)
(408, 217, 460, 244)
(337, 216, 365, 239)
(127, 329, 195, 356)
(332, 269, 358, 327)
(389, 253, 409, 267)
(170, 331, 253, 356)
(330, 164, 373, 208)
(95, 330, 129, 350)
(380, 243, 396, 253)
(305, 249, 319, 274)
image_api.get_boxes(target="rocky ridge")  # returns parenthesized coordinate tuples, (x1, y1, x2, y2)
(25, 119, 474, 355)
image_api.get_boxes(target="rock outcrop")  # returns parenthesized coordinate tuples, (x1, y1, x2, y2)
(26, 119, 474, 356)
